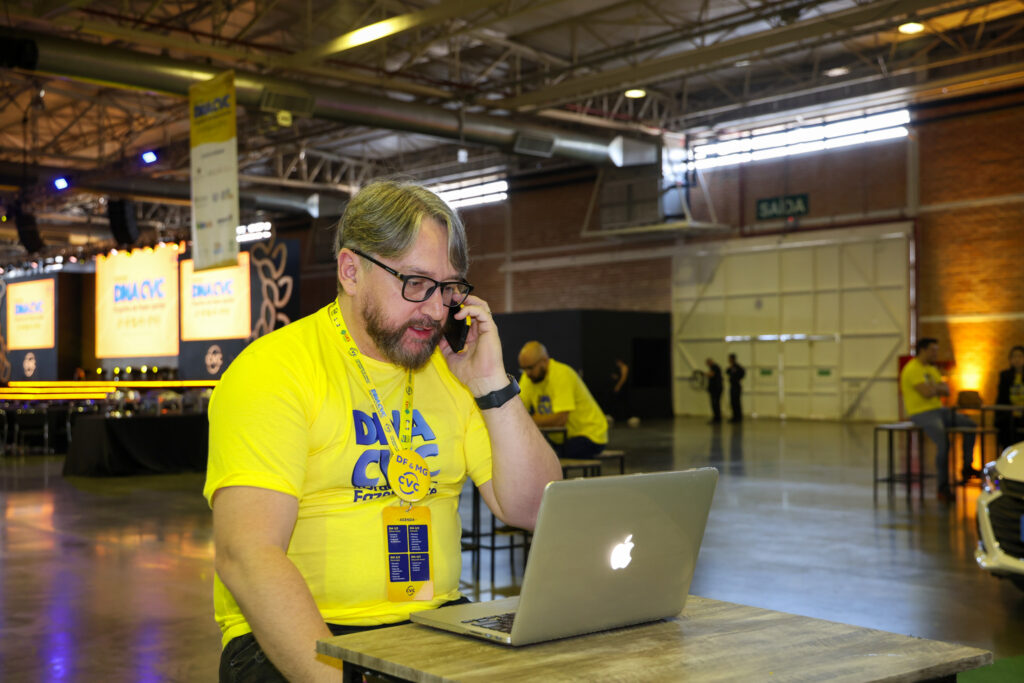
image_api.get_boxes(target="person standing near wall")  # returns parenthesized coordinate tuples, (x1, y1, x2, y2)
(726, 354, 745, 423)
(995, 345, 1024, 452)
(705, 358, 723, 424)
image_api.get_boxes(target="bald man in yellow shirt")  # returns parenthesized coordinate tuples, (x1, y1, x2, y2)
(518, 341, 609, 459)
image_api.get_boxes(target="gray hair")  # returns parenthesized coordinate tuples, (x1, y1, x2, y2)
(333, 180, 468, 295)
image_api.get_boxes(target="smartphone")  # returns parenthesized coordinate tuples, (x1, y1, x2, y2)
(444, 306, 470, 353)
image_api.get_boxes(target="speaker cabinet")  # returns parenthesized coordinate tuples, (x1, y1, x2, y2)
(15, 211, 44, 253)
(107, 199, 139, 245)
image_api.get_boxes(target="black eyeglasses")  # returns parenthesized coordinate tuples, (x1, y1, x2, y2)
(350, 248, 473, 308)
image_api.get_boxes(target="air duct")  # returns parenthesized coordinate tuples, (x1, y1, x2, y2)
(3, 30, 658, 168)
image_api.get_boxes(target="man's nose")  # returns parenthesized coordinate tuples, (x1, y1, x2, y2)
(422, 286, 446, 320)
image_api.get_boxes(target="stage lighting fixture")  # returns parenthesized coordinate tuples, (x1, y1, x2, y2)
(142, 151, 158, 164)
(54, 177, 69, 190)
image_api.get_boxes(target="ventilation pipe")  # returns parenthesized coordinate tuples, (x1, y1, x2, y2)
(2, 30, 659, 168)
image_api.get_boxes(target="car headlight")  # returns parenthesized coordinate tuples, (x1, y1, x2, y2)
(982, 461, 1003, 493)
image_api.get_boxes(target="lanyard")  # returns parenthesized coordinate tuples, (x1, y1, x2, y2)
(328, 300, 414, 452)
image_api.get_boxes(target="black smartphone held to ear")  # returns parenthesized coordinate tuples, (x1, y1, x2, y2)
(444, 306, 470, 353)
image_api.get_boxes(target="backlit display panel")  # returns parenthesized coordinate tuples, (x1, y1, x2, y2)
(95, 245, 180, 358)
(7, 279, 55, 350)
(180, 252, 251, 341)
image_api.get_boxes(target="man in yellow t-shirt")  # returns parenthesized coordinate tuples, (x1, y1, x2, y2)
(899, 337, 977, 502)
(205, 180, 562, 682)
(517, 341, 608, 459)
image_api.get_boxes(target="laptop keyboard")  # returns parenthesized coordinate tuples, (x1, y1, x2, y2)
(462, 612, 516, 633)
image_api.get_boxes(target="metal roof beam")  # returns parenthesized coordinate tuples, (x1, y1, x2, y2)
(492, 0, 953, 111)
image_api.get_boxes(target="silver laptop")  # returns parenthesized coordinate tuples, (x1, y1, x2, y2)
(411, 468, 718, 646)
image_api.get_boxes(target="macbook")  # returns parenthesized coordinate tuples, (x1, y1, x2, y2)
(411, 468, 718, 646)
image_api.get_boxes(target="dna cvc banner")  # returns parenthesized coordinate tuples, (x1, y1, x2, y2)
(95, 244, 181, 358)
(180, 252, 251, 341)
(6, 278, 55, 351)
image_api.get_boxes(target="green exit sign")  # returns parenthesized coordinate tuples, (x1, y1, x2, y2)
(757, 194, 809, 221)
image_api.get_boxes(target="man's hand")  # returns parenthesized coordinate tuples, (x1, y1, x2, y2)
(440, 294, 508, 397)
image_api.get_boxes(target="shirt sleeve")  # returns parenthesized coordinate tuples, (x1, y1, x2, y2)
(203, 345, 315, 507)
(463, 403, 493, 487)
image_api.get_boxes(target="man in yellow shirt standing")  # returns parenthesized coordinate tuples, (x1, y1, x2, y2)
(205, 180, 562, 682)
(899, 337, 978, 503)
(517, 341, 609, 459)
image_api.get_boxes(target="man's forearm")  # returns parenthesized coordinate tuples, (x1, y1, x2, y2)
(481, 400, 562, 530)
(217, 546, 336, 682)
(531, 411, 569, 429)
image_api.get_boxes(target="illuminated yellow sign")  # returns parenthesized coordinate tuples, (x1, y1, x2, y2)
(95, 245, 180, 358)
(180, 252, 251, 341)
(7, 279, 55, 350)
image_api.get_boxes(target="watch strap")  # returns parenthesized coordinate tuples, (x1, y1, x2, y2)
(475, 373, 520, 410)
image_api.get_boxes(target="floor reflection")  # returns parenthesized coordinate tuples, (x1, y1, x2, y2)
(1, 417, 1021, 681)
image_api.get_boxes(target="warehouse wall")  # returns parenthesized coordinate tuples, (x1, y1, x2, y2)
(296, 88, 1024, 410)
(914, 89, 1024, 404)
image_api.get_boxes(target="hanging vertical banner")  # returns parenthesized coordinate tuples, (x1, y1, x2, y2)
(189, 70, 240, 272)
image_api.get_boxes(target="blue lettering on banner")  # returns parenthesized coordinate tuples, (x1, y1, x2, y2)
(191, 281, 234, 298)
(14, 301, 43, 315)
(113, 279, 165, 303)
(193, 95, 231, 119)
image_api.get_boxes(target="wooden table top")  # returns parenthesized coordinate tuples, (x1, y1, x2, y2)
(317, 596, 992, 682)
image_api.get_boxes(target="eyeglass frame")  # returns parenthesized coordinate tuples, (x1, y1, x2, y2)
(348, 248, 473, 308)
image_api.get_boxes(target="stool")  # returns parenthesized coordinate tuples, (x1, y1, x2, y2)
(873, 422, 928, 501)
(560, 458, 602, 478)
(597, 449, 626, 475)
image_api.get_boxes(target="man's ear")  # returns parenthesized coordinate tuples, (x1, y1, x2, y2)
(337, 249, 360, 296)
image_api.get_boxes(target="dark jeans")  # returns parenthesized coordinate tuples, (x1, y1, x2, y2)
(219, 597, 471, 682)
(909, 407, 976, 491)
(561, 436, 605, 459)
(729, 388, 742, 421)
(709, 390, 722, 422)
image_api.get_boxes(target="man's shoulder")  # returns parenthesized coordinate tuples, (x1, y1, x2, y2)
(900, 358, 928, 380)
(227, 307, 327, 374)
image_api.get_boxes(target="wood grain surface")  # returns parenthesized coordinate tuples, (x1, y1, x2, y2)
(316, 596, 992, 682)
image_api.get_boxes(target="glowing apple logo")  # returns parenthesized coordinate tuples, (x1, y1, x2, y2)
(609, 534, 634, 570)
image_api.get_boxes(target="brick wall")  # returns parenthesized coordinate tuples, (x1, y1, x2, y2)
(914, 89, 1024, 403)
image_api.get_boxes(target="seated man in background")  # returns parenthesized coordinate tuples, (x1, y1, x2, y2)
(995, 345, 1024, 452)
(518, 341, 608, 459)
(899, 337, 978, 503)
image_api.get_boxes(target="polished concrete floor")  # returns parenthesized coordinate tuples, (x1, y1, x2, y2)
(1, 417, 1022, 681)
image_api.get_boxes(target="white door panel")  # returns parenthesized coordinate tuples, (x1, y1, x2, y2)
(672, 223, 910, 421)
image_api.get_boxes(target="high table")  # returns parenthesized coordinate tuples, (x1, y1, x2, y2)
(63, 413, 208, 476)
(317, 596, 991, 682)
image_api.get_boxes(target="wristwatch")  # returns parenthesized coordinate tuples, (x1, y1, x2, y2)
(475, 373, 520, 410)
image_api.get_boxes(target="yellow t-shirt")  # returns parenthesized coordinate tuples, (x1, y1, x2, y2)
(203, 303, 492, 647)
(899, 357, 943, 416)
(519, 358, 608, 444)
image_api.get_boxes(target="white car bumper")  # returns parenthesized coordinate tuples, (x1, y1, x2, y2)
(976, 483, 1024, 575)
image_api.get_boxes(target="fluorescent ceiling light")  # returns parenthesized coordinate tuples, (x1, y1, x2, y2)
(624, 88, 647, 99)
(898, 21, 925, 34)
(824, 67, 850, 78)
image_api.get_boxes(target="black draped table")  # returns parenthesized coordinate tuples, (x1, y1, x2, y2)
(63, 414, 208, 476)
